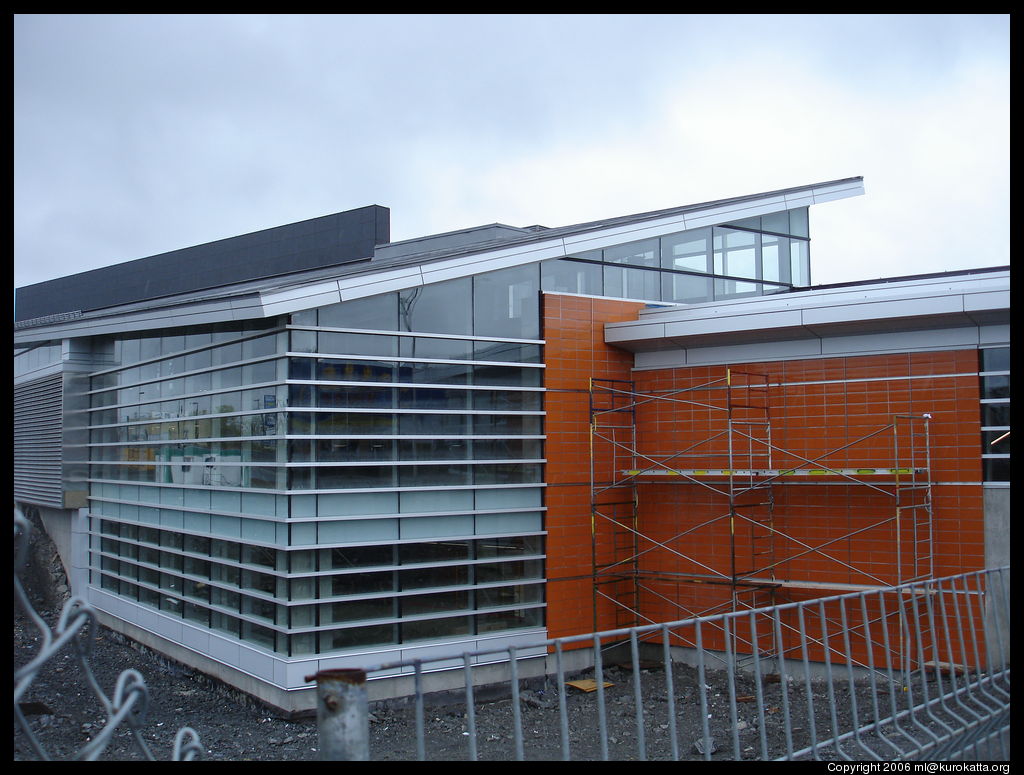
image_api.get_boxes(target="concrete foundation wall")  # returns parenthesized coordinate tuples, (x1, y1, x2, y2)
(984, 486, 1011, 669)
(33, 505, 75, 577)
(984, 487, 1010, 570)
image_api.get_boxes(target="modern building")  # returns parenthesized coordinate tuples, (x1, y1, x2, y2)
(13, 177, 1009, 712)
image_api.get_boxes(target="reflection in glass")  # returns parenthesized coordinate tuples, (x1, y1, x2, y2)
(981, 402, 1010, 427)
(760, 233, 787, 284)
(473, 265, 540, 339)
(541, 259, 603, 295)
(604, 239, 659, 267)
(318, 294, 399, 330)
(662, 272, 712, 304)
(399, 278, 473, 335)
(604, 265, 661, 301)
(981, 347, 1010, 373)
(790, 239, 810, 286)
(662, 229, 710, 273)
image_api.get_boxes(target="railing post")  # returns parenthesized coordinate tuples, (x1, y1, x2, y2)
(306, 669, 369, 761)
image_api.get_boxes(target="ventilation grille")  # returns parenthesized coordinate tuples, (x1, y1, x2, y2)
(14, 373, 64, 507)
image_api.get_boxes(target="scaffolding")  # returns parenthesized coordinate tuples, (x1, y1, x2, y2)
(589, 369, 935, 669)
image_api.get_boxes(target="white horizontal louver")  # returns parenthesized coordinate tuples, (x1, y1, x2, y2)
(14, 373, 64, 507)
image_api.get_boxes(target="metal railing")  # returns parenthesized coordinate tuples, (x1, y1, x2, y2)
(13, 502, 1009, 762)
(14, 508, 203, 761)
(317, 568, 1010, 761)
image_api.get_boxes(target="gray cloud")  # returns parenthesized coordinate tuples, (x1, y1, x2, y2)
(14, 14, 1009, 290)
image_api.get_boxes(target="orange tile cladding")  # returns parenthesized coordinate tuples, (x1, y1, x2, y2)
(542, 292, 987, 644)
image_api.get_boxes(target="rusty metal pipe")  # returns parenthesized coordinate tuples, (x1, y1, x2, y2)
(306, 668, 369, 761)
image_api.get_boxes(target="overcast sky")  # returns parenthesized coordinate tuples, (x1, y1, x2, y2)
(13, 14, 1009, 296)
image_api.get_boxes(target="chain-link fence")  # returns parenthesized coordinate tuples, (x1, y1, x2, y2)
(14, 508, 203, 761)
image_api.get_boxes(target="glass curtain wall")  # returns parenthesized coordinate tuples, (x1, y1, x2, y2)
(86, 265, 546, 658)
(541, 207, 811, 304)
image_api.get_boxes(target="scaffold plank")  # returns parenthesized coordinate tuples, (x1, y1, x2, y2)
(623, 467, 927, 477)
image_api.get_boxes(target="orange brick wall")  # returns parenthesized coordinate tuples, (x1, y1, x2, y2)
(542, 293, 987, 654)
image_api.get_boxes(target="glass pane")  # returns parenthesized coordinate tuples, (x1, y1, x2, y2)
(981, 347, 1010, 373)
(396, 361, 471, 385)
(319, 332, 398, 358)
(604, 265, 661, 301)
(326, 599, 393, 622)
(473, 265, 540, 339)
(982, 375, 1010, 400)
(401, 591, 470, 616)
(399, 439, 469, 460)
(788, 207, 809, 238)
(477, 607, 543, 633)
(982, 457, 1010, 482)
(400, 564, 469, 590)
(477, 583, 543, 607)
(291, 309, 316, 326)
(472, 389, 542, 411)
(330, 571, 394, 596)
(471, 414, 542, 435)
(401, 616, 471, 642)
(760, 233, 789, 284)
(319, 293, 399, 330)
(662, 229, 710, 273)
(790, 240, 810, 286)
(317, 384, 395, 408)
(318, 439, 395, 462)
(400, 541, 471, 564)
(399, 278, 473, 335)
(398, 464, 471, 487)
(240, 621, 276, 651)
(402, 337, 473, 360)
(322, 547, 391, 571)
(476, 535, 543, 558)
(321, 625, 395, 652)
(399, 413, 469, 435)
(723, 229, 758, 278)
(662, 272, 712, 304)
(398, 386, 469, 410)
(982, 430, 1010, 453)
(473, 341, 542, 363)
(319, 412, 395, 435)
(472, 365, 542, 387)
(760, 211, 789, 234)
(541, 259, 603, 295)
(725, 216, 760, 230)
(320, 359, 394, 383)
(316, 465, 397, 489)
(981, 402, 1010, 427)
(291, 329, 316, 353)
(604, 239, 659, 267)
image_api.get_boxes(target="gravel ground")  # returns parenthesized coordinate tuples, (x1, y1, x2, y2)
(11, 590, 898, 763)
(14, 514, 1003, 762)
(12, 593, 863, 763)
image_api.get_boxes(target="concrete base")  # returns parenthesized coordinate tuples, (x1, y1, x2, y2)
(25, 503, 75, 577)
(983, 486, 1011, 669)
(89, 607, 318, 716)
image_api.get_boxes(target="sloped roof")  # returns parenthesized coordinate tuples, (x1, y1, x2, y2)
(14, 176, 864, 344)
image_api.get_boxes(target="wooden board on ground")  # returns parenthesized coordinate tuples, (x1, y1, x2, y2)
(566, 679, 615, 693)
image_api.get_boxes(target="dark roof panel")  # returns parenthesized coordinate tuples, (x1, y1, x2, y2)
(14, 205, 390, 322)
